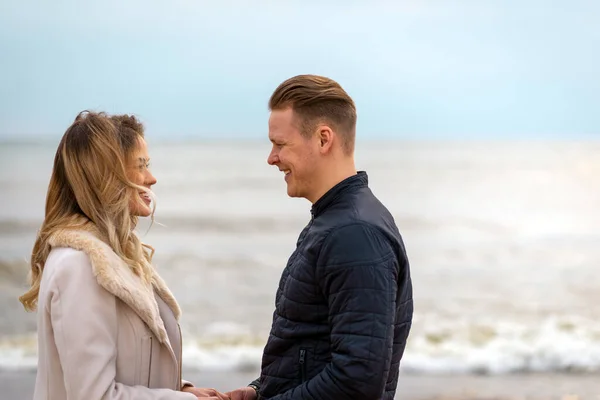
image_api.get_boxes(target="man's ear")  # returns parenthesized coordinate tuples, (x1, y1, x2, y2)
(317, 125, 334, 154)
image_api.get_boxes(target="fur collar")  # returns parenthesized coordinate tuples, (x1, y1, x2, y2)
(47, 225, 181, 344)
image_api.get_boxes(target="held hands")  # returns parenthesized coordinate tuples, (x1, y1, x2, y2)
(182, 386, 231, 399)
(181, 385, 257, 400)
(225, 387, 258, 400)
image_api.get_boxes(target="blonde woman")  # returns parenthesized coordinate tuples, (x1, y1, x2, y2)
(20, 111, 228, 400)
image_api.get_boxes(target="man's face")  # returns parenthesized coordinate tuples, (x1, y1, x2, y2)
(267, 108, 321, 201)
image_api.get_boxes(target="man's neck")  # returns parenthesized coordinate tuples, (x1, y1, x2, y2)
(308, 161, 357, 204)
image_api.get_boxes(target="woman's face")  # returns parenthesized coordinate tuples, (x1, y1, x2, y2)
(127, 137, 157, 217)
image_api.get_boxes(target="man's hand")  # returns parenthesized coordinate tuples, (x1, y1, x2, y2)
(182, 386, 231, 399)
(225, 387, 257, 400)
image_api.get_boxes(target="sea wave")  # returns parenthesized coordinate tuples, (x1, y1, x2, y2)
(2, 316, 600, 375)
(0, 259, 28, 283)
(0, 216, 307, 235)
(0, 214, 514, 237)
(405, 314, 600, 374)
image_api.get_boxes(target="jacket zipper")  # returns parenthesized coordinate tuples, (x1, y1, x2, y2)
(297, 214, 315, 246)
(299, 349, 307, 382)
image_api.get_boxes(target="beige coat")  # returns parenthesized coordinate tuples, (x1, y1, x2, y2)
(33, 227, 197, 400)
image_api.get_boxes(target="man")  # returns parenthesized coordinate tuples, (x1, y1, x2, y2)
(227, 74, 413, 400)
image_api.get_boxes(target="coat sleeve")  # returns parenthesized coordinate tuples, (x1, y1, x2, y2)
(269, 223, 401, 400)
(45, 250, 196, 400)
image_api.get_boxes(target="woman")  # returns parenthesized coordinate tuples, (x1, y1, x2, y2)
(19, 111, 228, 400)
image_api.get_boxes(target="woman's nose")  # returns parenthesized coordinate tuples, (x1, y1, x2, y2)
(146, 171, 157, 186)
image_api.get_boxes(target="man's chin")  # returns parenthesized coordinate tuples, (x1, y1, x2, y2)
(287, 190, 309, 202)
(286, 185, 300, 198)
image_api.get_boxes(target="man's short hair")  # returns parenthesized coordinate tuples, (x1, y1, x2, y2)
(269, 74, 357, 154)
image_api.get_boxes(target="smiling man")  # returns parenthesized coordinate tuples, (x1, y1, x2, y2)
(228, 74, 413, 400)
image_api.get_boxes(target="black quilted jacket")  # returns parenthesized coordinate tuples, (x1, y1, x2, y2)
(252, 171, 413, 400)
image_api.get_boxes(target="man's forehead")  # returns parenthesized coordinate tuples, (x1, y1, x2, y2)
(268, 112, 281, 129)
(268, 123, 293, 142)
(269, 109, 300, 134)
(268, 112, 285, 138)
(270, 108, 295, 123)
(268, 129, 282, 142)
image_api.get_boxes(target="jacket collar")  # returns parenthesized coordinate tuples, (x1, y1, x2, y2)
(47, 224, 181, 345)
(310, 171, 368, 218)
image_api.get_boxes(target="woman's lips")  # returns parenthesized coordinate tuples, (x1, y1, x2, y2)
(140, 192, 151, 205)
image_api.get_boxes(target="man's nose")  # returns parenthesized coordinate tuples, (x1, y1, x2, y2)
(267, 150, 278, 165)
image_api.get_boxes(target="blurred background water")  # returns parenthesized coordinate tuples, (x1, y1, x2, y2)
(1, 139, 599, 376)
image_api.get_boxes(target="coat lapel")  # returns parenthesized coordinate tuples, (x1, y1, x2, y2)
(48, 227, 181, 345)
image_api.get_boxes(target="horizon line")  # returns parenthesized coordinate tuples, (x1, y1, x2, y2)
(1, 134, 599, 146)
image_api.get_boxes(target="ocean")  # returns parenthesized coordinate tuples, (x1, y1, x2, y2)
(1, 139, 599, 378)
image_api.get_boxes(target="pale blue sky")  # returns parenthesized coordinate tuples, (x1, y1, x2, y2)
(0, 0, 598, 140)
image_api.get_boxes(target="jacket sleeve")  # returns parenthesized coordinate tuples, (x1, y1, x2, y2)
(269, 223, 400, 400)
(46, 250, 196, 400)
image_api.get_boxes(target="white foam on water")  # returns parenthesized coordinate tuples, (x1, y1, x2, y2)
(2, 317, 600, 374)
(0, 334, 38, 371)
(403, 314, 600, 374)
(182, 344, 263, 372)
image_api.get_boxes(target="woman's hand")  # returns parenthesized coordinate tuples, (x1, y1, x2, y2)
(182, 386, 231, 399)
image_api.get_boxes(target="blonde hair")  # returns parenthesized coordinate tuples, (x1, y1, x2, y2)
(20, 111, 156, 311)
